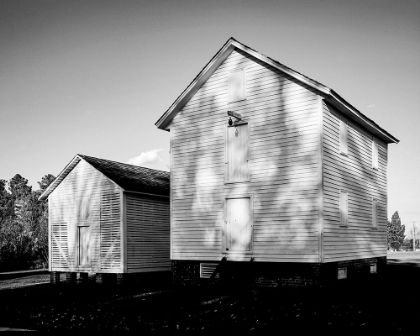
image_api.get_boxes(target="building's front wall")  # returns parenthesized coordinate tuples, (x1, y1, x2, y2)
(321, 102, 388, 262)
(170, 48, 322, 264)
(49, 160, 122, 273)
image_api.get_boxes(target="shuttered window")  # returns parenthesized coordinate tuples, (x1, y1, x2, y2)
(228, 68, 246, 102)
(372, 138, 379, 169)
(226, 123, 249, 182)
(339, 190, 348, 226)
(339, 119, 348, 155)
(224, 197, 253, 252)
(372, 198, 378, 228)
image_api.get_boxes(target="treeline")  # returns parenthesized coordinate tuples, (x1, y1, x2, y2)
(0, 174, 55, 271)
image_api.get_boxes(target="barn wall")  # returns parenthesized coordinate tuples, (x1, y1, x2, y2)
(170, 48, 321, 263)
(125, 193, 170, 272)
(49, 159, 122, 272)
(322, 102, 388, 262)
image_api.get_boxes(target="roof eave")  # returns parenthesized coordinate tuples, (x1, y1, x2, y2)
(38, 155, 82, 201)
(155, 39, 237, 130)
(326, 90, 399, 144)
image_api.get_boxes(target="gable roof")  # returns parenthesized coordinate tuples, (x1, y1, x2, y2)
(39, 154, 170, 201)
(155, 37, 399, 144)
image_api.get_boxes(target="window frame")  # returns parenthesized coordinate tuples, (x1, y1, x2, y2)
(372, 137, 379, 170)
(339, 118, 348, 156)
(339, 189, 349, 227)
(228, 67, 247, 103)
(372, 197, 378, 229)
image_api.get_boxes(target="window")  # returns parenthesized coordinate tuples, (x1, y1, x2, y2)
(372, 138, 379, 169)
(339, 119, 348, 155)
(226, 123, 249, 182)
(372, 198, 378, 228)
(228, 68, 246, 103)
(224, 196, 253, 252)
(339, 190, 348, 226)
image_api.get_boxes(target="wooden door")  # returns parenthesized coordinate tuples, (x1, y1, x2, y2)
(78, 226, 91, 266)
(227, 123, 249, 182)
(226, 197, 252, 251)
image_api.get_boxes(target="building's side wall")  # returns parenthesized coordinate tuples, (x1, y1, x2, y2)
(125, 193, 170, 273)
(322, 102, 388, 262)
(49, 159, 122, 273)
(170, 48, 321, 263)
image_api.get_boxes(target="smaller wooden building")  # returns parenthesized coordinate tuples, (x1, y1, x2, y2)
(39, 154, 170, 283)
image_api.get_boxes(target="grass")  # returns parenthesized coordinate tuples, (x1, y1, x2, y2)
(1, 254, 419, 331)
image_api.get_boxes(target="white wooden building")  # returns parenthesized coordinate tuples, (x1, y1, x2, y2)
(39, 154, 170, 283)
(155, 38, 399, 286)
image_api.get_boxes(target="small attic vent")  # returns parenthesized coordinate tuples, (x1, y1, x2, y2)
(370, 263, 377, 274)
(337, 267, 347, 280)
(200, 263, 218, 278)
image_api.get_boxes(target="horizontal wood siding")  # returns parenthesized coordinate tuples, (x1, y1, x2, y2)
(322, 102, 388, 261)
(170, 48, 320, 263)
(49, 159, 121, 272)
(126, 193, 170, 272)
(100, 190, 122, 271)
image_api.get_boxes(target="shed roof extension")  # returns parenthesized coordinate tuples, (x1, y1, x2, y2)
(39, 154, 170, 201)
(155, 37, 399, 144)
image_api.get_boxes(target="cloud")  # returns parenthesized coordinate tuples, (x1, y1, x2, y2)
(126, 149, 169, 171)
(367, 104, 375, 108)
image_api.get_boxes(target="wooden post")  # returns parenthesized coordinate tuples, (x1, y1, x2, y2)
(50, 272, 60, 285)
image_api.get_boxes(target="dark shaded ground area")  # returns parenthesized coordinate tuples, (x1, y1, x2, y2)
(0, 256, 419, 331)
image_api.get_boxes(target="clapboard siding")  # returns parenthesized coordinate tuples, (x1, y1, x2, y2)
(125, 193, 170, 272)
(322, 101, 388, 261)
(100, 191, 121, 271)
(49, 159, 121, 272)
(170, 48, 320, 262)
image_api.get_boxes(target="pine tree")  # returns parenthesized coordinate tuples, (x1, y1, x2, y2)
(387, 211, 405, 251)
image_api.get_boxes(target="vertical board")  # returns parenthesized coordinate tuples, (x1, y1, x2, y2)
(126, 193, 170, 273)
(78, 226, 91, 266)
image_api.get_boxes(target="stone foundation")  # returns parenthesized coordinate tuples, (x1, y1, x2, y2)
(171, 257, 386, 288)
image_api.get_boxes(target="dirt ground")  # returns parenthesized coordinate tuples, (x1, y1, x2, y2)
(1, 253, 419, 331)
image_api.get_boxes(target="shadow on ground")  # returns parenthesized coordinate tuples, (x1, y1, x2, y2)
(0, 265, 419, 331)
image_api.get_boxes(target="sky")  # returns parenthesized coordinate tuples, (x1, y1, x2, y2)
(0, 0, 419, 231)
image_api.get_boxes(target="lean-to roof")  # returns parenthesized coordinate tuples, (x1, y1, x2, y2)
(155, 37, 399, 144)
(39, 154, 170, 201)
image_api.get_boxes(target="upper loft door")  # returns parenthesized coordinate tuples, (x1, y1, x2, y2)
(226, 123, 249, 183)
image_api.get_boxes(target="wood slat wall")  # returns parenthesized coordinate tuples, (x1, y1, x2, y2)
(125, 193, 170, 273)
(170, 48, 321, 263)
(322, 102, 388, 262)
(100, 191, 122, 271)
(49, 159, 122, 273)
